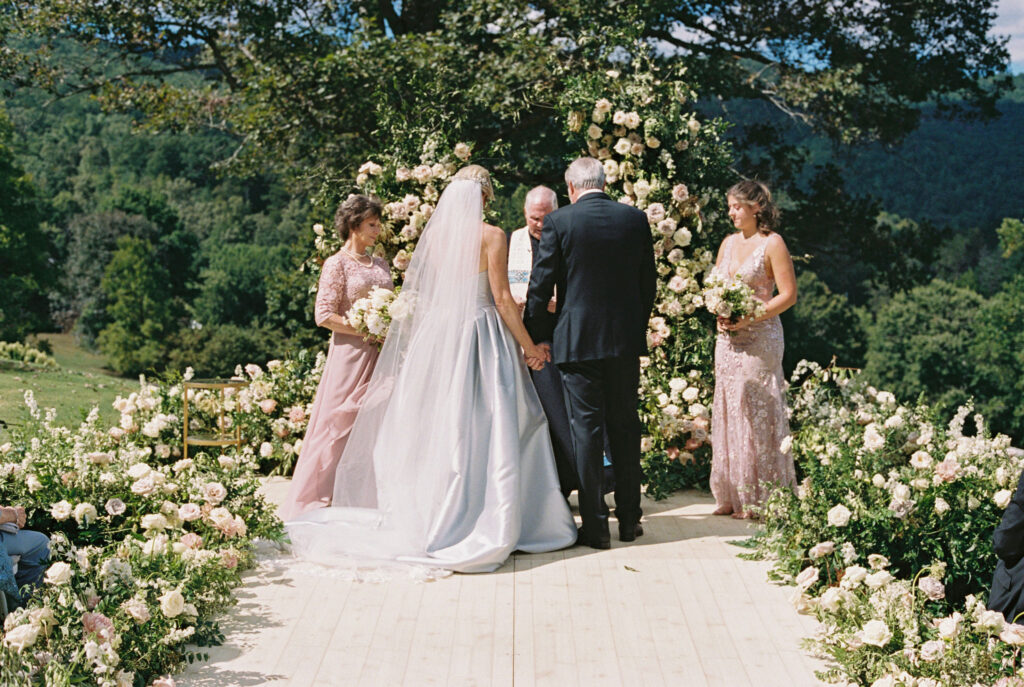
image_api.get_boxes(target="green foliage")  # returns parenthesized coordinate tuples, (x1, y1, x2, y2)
(971, 275, 1024, 443)
(0, 340, 58, 369)
(998, 217, 1024, 257)
(166, 324, 288, 379)
(864, 280, 984, 417)
(192, 243, 292, 328)
(0, 108, 51, 341)
(781, 271, 865, 372)
(97, 236, 177, 375)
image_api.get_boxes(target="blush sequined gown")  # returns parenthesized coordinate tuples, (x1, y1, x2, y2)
(710, 233, 796, 515)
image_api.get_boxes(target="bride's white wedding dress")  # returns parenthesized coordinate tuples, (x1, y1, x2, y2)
(285, 180, 577, 574)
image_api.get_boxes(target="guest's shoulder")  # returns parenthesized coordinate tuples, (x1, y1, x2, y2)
(322, 252, 345, 271)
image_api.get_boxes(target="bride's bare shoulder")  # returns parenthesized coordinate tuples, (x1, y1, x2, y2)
(481, 223, 506, 243)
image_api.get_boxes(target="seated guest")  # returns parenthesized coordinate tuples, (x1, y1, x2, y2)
(989, 467, 1024, 622)
(0, 504, 50, 607)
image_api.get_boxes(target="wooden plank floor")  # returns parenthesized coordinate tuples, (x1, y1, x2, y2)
(178, 479, 826, 687)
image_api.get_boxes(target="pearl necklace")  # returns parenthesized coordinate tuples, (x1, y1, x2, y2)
(342, 246, 373, 266)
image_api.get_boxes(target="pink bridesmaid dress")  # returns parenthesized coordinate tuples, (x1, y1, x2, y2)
(710, 232, 796, 516)
(279, 251, 393, 521)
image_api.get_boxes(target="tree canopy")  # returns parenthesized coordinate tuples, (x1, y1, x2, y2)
(3, 0, 1010, 187)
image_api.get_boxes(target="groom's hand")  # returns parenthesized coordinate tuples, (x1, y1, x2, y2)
(525, 355, 545, 371)
(536, 343, 552, 363)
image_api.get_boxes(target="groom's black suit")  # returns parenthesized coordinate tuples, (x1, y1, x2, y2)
(525, 190, 656, 544)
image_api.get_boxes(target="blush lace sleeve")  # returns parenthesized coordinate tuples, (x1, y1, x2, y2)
(314, 255, 346, 327)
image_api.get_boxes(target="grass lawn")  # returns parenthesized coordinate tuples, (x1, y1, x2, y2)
(0, 333, 137, 438)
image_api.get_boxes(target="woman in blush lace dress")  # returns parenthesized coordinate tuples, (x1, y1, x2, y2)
(279, 195, 393, 521)
(710, 180, 798, 519)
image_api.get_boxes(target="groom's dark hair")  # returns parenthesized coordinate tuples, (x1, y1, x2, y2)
(334, 194, 383, 241)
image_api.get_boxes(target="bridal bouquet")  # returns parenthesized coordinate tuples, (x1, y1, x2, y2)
(346, 286, 398, 340)
(701, 272, 766, 325)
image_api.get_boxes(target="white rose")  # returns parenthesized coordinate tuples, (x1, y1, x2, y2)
(73, 503, 98, 526)
(2, 623, 40, 652)
(995, 489, 1013, 509)
(50, 500, 73, 521)
(841, 565, 868, 588)
(919, 639, 945, 661)
(141, 513, 169, 531)
(640, 437, 654, 452)
(909, 450, 933, 469)
(864, 570, 893, 588)
(624, 111, 641, 129)
(682, 387, 700, 403)
(454, 142, 472, 161)
(202, 482, 228, 505)
(672, 228, 692, 247)
(818, 587, 843, 612)
(795, 566, 819, 591)
(860, 619, 892, 647)
(259, 442, 274, 458)
(975, 609, 1006, 633)
(159, 590, 185, 618)
(1000, 623, 1024, 645)
(587, 124, 603, 140)
(918, 576, 945, 600)
(646, 136, 660, 149)
(44, 561, 73, 585)
(594, 98, 613, 114)
(127, 463, 152, 479)
(863, 423, 885, 451)
(178, 503, 202, 521)
(937, 612, 962, 639)
(827, 503, 852, 527)
(872, 473, 886, 488)
(808, 541, 835, 559)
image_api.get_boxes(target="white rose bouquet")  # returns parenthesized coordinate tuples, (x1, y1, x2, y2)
(345, 286, 401, 342)
(701, 272, 766, 327)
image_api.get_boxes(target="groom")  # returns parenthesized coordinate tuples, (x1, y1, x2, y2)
(525, 157, 656, 549)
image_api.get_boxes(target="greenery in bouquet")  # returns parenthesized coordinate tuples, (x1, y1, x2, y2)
(748, 361, 1024, 685)
(0, 390, 284, 685)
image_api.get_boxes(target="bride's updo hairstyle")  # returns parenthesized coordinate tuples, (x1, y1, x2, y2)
(452, 164, 494, 203)
(727, 180, 779, 234)
(334, 194, 382, 241)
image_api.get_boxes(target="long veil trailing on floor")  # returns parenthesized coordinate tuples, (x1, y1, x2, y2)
(285, 180, 486, 571)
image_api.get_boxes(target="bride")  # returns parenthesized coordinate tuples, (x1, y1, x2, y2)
(286, 165, 578, 573)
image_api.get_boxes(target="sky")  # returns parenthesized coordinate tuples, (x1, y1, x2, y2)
(997, 0, 1024, 73)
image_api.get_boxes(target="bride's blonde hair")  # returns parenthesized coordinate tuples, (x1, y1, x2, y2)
(452, 164, 494, 203)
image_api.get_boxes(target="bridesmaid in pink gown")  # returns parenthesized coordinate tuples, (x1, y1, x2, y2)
(710, 181, 799, 519)
(280, 195, 394, 521)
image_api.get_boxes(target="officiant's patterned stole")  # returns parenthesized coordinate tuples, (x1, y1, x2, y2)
(508, 228, 533, 302)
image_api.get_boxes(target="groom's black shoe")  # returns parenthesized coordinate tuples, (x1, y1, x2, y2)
(619, 521, 643, 542)
(576, 526, 611, 550)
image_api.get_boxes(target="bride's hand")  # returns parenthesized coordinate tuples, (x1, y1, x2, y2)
(719, 316, 753, 332)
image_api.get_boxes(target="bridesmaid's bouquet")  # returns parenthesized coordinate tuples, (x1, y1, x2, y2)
(346, 286, 400, 341)
(701, 272, 767, 326)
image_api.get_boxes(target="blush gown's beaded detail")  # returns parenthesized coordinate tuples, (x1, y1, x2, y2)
(710, 233, 796, 515)
(279, 252, 393, 521)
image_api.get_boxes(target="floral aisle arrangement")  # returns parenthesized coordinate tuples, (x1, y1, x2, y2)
(0, 391, 284, 686)
(303, 44, 737, 498)
(750, 361, 1024, 685)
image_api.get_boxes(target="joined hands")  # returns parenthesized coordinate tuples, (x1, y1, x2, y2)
(525, 342, 551, 371)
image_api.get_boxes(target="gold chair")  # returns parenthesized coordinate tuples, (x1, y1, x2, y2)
(182, 379, 249, 460)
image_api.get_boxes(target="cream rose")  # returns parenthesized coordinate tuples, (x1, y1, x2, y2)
(159, 590, 186, 618)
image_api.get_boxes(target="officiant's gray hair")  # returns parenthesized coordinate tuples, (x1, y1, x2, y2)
(525, 185, 558, 210)
(564, 157, 605, 191)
